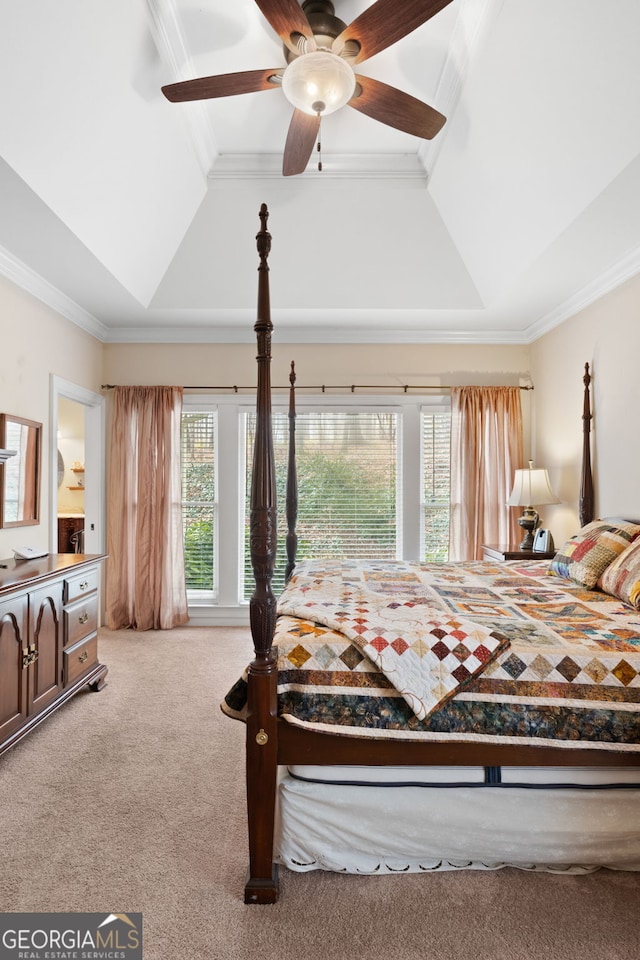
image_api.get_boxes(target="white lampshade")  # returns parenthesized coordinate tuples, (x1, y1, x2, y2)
(282, 51, 355, 116)
(507, 464, 560, 508)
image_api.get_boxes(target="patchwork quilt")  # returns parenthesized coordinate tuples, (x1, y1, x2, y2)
(223, 559, 640, 750)
(278, 566, 509, 721)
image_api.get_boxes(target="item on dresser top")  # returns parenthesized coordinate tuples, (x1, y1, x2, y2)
(13, 546, 48, 560)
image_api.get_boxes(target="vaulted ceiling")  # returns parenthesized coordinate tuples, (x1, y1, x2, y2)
(1, 0, 639, 344)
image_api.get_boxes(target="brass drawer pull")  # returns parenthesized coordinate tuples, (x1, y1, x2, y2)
(22, 645, 39, 667)
(78, 612, 89, 625)
(78, 650, 88, 664)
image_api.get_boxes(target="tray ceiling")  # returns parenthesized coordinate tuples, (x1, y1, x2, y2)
(1, 0, 639, 344)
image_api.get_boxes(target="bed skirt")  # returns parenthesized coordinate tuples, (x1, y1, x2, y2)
(275, 766, 640, 875)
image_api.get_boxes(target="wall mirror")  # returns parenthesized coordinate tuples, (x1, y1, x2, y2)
(0, 414, 42, 527)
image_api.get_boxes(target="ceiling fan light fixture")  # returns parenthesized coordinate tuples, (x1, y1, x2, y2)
(282, 50, 355, 116)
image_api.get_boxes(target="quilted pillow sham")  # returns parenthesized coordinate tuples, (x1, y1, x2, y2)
(599, 538, 640, 608)
(550, 519, 640, 589)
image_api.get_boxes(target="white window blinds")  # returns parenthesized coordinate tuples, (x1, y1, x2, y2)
(244, 410, 399, 599)
(181, 411, 217, 596)
(421, 408, 451, 561)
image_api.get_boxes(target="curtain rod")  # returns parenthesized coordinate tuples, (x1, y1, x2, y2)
(101, 383, 533, 393)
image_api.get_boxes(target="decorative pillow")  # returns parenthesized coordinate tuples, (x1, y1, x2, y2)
(599, 538, 640, 608)
(550, 519, 640, 589)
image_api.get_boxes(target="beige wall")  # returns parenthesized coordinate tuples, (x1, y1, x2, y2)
(0, 276, 103, 557)
(103, 341, 530, 391)
(531, 272, 640, 545)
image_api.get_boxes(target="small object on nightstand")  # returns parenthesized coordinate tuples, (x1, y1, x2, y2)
(533, 528, 554, 552)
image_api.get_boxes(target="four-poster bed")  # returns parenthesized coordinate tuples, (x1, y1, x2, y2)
(235, 204, 640, 904)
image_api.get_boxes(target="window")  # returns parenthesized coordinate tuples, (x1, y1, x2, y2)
(181, 410, 217, 599)
(421, 408, 451, 561)
(243, 409, 399, 599)
(180, 395, 451, 613)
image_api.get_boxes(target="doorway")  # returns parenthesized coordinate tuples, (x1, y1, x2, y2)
(50, 377, 105, 555)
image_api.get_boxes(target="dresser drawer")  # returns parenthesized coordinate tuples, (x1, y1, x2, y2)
(63, 567, 98, 605)
(64, 634, 98, 686)
(64, 594, 98, 647)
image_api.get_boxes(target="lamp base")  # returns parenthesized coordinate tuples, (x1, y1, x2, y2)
(517, 508, 538, 551)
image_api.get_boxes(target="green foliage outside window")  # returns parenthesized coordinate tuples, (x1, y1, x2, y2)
(244, 412, 397, 600)
(181, 413, 216, 592)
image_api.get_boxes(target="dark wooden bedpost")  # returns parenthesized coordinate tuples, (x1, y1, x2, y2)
(285, 360, 298, 583)
(245, 203, 279, 904)
(579, 362, 594, 527)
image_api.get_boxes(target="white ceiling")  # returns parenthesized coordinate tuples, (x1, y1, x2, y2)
(1, 0, 639, 344)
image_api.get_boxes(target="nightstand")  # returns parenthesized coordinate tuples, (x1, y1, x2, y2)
(481, 544, 556, 562)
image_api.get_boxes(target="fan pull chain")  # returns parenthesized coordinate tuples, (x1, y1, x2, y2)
(316, 113, 322, 172)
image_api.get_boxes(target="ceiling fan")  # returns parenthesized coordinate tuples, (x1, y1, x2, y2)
(161, 0, 454, 176)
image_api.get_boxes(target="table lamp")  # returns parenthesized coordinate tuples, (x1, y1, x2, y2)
(507, 461, 560, 550)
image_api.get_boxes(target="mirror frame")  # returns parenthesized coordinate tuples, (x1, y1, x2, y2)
(0, 414, 43, 528)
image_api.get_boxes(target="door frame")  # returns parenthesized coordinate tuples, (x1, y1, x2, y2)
(49, 377, 105, 555)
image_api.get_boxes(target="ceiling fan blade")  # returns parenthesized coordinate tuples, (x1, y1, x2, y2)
(253, 0, 316, 56)
(333, 0, 455, 64)
(162, 69, 283, 103)
(282, 109, 321, 177)
(349, 75, 446, 139)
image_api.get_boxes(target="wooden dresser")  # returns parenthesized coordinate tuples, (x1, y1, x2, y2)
(0, 553, 107, 758)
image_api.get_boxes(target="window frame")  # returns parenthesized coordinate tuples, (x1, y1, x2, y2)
(181, 393, 451, 620)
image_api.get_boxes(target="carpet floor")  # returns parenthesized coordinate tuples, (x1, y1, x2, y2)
(0, 626, 638, 960)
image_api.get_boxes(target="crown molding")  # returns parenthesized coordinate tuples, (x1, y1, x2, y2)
(0, 245, 108, 342)
(208, 152, 429, 181)
(269, 324, 528, 345)
(102, 311, 528, 345)
(527, 244, 640, 343)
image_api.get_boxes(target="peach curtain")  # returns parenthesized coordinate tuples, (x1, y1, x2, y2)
(105, 386, 189, 630)
(449, 386, 524, 561)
